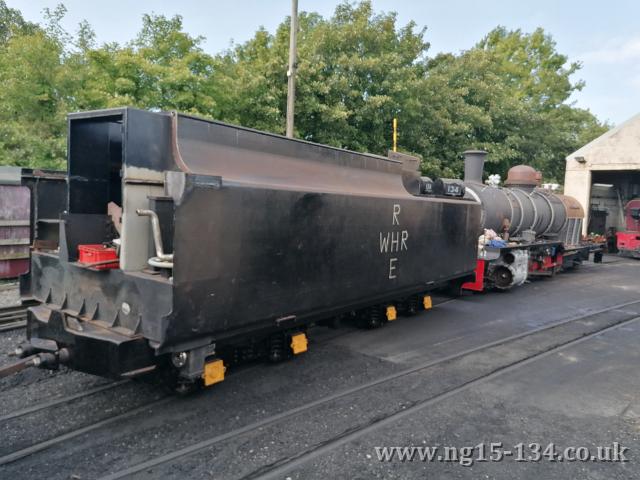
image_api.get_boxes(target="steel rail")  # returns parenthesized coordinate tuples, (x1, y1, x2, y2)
(97, 298, 640, 480)
(246, 315, 640, 480)
(0, 397, 173, 466)
(0, 380, 128, 423)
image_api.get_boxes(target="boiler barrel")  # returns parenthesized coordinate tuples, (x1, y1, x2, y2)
(463, 151, 568, 238)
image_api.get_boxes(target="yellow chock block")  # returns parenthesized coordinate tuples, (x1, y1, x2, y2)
(386, 305, 397, 321)
(202, 359, 225, 386)
(290, 333, 308, 355)
(423, 295, 432, 310)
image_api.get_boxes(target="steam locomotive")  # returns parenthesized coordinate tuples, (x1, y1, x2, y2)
(458, 151, 599, 292)
(4, 107, 599, 391)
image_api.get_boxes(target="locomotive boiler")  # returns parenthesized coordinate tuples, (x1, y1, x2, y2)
(12, 107, 480, 391)
(460, 150, 595, 291)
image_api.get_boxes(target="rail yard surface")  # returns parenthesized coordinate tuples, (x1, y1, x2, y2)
(0, 255, 638, 479)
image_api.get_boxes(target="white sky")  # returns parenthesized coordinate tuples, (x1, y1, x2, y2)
(9, 0, 640, 126)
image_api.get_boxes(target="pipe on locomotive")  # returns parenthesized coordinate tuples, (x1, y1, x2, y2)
(136, 209, 174, 269)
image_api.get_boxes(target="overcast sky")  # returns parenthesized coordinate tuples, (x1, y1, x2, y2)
(8, 0, 639, 126)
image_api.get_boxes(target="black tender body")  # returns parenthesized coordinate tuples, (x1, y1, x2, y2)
(24, 108, 480, 380)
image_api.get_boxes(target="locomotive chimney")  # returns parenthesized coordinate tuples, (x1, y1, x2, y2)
(463, 150, 487, 184)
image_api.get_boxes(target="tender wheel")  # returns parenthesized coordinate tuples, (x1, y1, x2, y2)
(174, 380, 199, 396)
(268, 334, 287, 362)
(400, 296, 420, 316)
(358, 306, 384, 329)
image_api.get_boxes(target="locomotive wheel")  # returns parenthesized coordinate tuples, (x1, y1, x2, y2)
(268, 333, 291, 362)
(493, 266, 513, 290)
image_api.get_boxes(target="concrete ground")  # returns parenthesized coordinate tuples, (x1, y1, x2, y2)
(0, 255, 638, 480)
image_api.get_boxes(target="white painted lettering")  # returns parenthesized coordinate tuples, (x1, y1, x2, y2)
(392, 204, 401, 225)
(380, 232, 390, 253)
(391, 231, 400, 252)
(401, 230, 409, 251)
(389, 258, 398, 279)
(380, 205, 407, 280)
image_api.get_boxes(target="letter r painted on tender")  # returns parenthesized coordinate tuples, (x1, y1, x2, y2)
(393, 204, 401, 225)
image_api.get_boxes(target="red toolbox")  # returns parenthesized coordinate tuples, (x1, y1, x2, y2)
(78, 244, 119, 270)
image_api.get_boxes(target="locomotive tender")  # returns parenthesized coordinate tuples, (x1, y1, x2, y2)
(17, 108, 481, 389)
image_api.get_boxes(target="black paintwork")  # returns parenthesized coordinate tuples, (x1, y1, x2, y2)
(167, 175, 479, 346)
(26, 107, 481, 378)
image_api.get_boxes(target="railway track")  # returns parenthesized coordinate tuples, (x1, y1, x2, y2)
(0, 380, 128, 422)
(1, 297, 638, 476)
(0, 295, 453, 421)
(87, 298, 639, 480)
(244, 316, 640, 480)
(0, 396, 173, 465)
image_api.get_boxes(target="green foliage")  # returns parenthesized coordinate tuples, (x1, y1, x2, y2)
(0, 3, 66, 168)
(0, 0, 608, 181)
(421, 27, 608, 180)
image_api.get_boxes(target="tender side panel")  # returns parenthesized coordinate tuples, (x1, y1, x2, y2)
(167, 180, 480, 344)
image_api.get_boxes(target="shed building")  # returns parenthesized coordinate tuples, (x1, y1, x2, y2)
(564, 113, 640, 235)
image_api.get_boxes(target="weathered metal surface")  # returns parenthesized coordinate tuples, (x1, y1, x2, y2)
(22, 169, 67, 249)
(556, 195, 585, 246)
(0, 168, 66, 279)
(504, 164, 540, 187)
(173, 112, 404, 195)
(0, 184, 31, 278)
(24, 107, 481, 378)
(0, 355, 39, 378)
(161, 113, 481, 345)
(463, 151, 570, 239)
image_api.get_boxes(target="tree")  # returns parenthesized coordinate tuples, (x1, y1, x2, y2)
(212, 4, 607, 181)
(0, 9, 224, 169)
(0, 1, 607, 180)
(65, 14, 219, 114)
(0, 4, 67, 168)
(214, 1, 431, 155)
(420, 27, 608, 181)
(0, 0, 38, 44)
